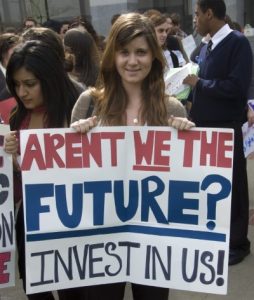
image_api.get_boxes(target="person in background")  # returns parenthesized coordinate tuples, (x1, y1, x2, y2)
(190, 13, 242, 64)
(170, 12, 188, 39)
(144, 11, 180, 69)
(59, 20, 70, 39)
(42, 19, 62, 34)
(21, 26, 85, 97)
(164, 13, 189, 65)
(22, 17, 38, 32)
(183, 0, 252, 265)
(69, 15, 101, 51)
(63, 28, 100, 88)
(70, 12, 195, 299)
(0, 33, 19, 123)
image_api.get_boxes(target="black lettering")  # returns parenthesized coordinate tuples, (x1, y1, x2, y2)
(182, 248, 199, 282)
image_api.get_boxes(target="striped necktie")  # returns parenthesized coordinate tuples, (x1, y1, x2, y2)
(206, 40, 213, 56)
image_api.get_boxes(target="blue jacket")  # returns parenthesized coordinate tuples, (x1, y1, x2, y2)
(190, 31, 253, 123)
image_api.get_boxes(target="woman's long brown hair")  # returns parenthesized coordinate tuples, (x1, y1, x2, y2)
(91, 12, 169, 126)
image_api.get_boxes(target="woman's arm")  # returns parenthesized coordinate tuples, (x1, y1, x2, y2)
(71, 90, 94, 123)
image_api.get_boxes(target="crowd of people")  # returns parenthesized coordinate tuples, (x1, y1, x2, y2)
(0, 0, 253, 299)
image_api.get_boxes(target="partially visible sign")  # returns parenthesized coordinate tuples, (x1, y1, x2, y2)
(0, 125, 15, 288)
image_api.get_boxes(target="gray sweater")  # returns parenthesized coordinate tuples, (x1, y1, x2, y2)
(71, 89, 186, 124)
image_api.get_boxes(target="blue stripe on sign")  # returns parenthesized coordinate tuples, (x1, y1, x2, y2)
(26, 225, 226, 242)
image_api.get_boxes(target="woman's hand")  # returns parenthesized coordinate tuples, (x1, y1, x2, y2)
(71, 116, 97, 133)
(4, 131, 20, 171)
(168, 116, 195, 130)
(4, 131, 18, 154)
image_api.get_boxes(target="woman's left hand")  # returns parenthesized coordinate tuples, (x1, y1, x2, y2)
(71, 116, 97, 133)
(168, 116, 195, 130)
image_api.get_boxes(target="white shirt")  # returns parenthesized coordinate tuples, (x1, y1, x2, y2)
(210, 24, 233, 50)
(0, 62, 6, 76)
(163, 49, 174, 69)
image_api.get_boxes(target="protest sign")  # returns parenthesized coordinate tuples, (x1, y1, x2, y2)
(20, 127, 234, 295)
(181, 34, 197, 59)
(164, 63, 199, 100)
(0, 125, 15, 288)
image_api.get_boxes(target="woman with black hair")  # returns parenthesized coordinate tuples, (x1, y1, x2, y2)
(4, 40, 78, 300)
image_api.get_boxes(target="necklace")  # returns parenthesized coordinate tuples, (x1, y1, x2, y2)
(133, 118, 139, 125)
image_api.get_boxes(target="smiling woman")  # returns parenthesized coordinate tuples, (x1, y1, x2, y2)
(115, 36, 153, 90)
(69, 12, 194, 300)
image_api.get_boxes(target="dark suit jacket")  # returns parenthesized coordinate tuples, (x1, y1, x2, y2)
(0, 68, 11, 101)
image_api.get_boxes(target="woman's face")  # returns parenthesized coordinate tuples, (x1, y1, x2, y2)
(115, 36, 153, 87)
(155, 21, 170, 47)
(13, 67, 44, 109)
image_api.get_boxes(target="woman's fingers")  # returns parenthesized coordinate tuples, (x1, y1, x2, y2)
(71, 116, 97, 133)
(168, 116, 195, 130)
(4, 131, 18, 154)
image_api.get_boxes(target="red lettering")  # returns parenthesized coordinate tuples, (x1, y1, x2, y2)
(133, 130, 171, 171)
(217, 132, 233, 167)
(134, 131, 155, 166)
(65, 133, 82, 168)
(154, 131, 171, 166)
(21, 134, 46, 170)
(44, 134, 65, 168)
(178, 131, 201, 167)
(82, 133, 102, 167)
(200, 131, 218, 166)
(101, 132, 125, 166)
(0, 252, 10, 284)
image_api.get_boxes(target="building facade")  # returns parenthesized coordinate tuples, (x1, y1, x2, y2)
(0, 0, 253, 36)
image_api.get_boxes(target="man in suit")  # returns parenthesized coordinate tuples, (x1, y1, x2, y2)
(183, 0, 252, 265)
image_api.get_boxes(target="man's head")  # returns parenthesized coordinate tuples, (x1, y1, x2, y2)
(23, 17, 37, 30)
(194, 0, 226, 36)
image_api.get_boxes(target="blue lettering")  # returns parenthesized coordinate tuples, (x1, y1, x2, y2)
(25, 184, 53, 231)
(84, 181, 112, 225)
(55, 184, 83, 228)
(114, 180, 139, 222)
(168, 181, 199, 224)
(141, 176, 167, 224)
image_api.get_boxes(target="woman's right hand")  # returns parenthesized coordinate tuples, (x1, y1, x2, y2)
(4, 131, 20, 171)
(71, 116, 97, 133)
(4, 131, 18, 155)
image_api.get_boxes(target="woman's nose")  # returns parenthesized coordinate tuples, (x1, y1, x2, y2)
(128, 53, 138, 64)
(17, 84, 27, 97)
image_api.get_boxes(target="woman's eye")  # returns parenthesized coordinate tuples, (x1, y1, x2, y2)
(120, 50, 129, 55)
(137, 50, 146, 55)
(26, 83, 35, 87)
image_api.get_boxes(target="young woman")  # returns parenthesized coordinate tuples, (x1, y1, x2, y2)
(4, 40, 78, 300)
(63, 28, 100, 88)
(71, 12, 194, 300)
